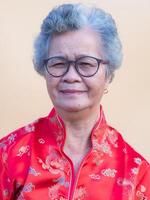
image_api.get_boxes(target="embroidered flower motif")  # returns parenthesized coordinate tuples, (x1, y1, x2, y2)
(136, 190, 147, 200)
(101, 168, 117, 177)
(123, 148, 127, 154)
(99, 142, 112, 156)
(7, 133, 17, 144)
(136, 184, 148, 200)
(92, 155, 104, 166)
(0, 140, 7, 150)
(134, 157, 142, 165)
(140, 185, 146, 193)
(29, 167, 41, 176)
(37, 148, 68, 176)
(24, 124, 35, 133)
(17, 145, 30, 157)
(53, 177, 69, 188)
(131, 167, 139, 175)
(0, 133, 17, 152)
(74, 186, 87, 200)
(89, 174, 101, 180)
(38, 138, 45, 144)
(117, 178, 134, 190)
(93, 139, 112, 157)
(107, 129, 118, 148)
(18, 183, 35, 200)
(55, 129, 64, 146)
(48, 184, 60, 199)
(37, 158, 48, 170)
(22, 183, 35, 192)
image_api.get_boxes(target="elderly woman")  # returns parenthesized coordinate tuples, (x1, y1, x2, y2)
(0, 3, 150, 200)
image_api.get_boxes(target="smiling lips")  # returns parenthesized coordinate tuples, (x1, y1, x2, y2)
(60, 89, 87, 94)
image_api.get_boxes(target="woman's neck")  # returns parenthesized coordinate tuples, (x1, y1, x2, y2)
(57, 105, 100, 154)
(56, 105, 100, 174)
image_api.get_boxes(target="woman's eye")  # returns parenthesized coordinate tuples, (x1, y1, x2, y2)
(79, 62, 88, 66)
(79, 62, 94, 67)
(50, 62, 66, 68)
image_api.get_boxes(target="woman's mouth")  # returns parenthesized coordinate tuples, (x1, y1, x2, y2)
(60, 89, 86, 94)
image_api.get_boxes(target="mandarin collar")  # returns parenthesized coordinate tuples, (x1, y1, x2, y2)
(47, 105, 107, 148)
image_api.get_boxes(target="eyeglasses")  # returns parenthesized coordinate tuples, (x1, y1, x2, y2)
(44, 56, 108, 77)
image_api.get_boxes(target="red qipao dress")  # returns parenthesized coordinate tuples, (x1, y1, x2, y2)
(0, 106, 150, 200)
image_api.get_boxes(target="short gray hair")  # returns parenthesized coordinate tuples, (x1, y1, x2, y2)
(33, 3, 123, 82)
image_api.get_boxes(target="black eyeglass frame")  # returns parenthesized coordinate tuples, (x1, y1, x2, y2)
(44, 55, 108, 78)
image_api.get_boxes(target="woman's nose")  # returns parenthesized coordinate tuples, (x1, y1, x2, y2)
(61, 63, 82, 82)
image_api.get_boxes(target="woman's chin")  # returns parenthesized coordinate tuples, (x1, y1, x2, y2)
(55, 103, 89, 113)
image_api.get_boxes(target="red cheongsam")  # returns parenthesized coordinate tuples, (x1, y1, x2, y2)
(0, 106, 150, 200)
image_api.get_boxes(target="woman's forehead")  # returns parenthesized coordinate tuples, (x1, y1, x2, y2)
(48, 28, 103, 57)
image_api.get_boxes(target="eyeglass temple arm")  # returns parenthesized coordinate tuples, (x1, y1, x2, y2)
(101, 60, 109, 65)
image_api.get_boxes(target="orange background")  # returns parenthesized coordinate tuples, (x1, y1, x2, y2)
(0, 0, 150, 161)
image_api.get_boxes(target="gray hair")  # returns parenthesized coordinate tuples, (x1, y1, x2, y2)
(33, 3, 123, 82)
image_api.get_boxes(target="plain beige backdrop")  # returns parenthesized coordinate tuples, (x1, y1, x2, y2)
(0, 0, 150, 161)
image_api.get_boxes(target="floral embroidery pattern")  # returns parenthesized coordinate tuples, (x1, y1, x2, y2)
(123, 148, 127, 154)
(29, 167, 41, 176)
(140, 185, 146, 193)
(0, 133, 17, 150)
(89, 174, 101, 180)
(7, 133, 17, 145)
(53, 177, 70, 188)
(38, 138, 45, 144)
(48, 184, 60, 200)
(117, 178, 134, 190)
(93, 139, 112, 156)
(18, 183, 35, 200)
(37, 148, 68, 176)
(134, 157, 142, 165)
(74, 186, 87, 200)
(0, 140, 7, 149)
(24, 123, 35, 133)
(117, 177, 135, 198)
(136, 190, 148, 200)
(101, 168, 117, 178)
(107, 129, 118, 148)
(131, 167, 139, 175)
(136, 185, 148, 200)
(92, 154, 104, 166)
(22, 183, 35, 193)
(17, 145, 30, 157)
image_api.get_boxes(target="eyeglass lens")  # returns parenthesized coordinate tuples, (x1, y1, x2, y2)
(46, 56, 100, 77)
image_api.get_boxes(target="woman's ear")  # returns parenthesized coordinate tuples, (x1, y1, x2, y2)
(104, 73, 114, 93)
(107, 73, 114, 84)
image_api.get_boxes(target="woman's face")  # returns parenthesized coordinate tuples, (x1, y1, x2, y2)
(44, 27, 109, 113)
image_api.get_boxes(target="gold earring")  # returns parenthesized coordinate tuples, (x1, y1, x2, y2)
(104, 88, 108, 94)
